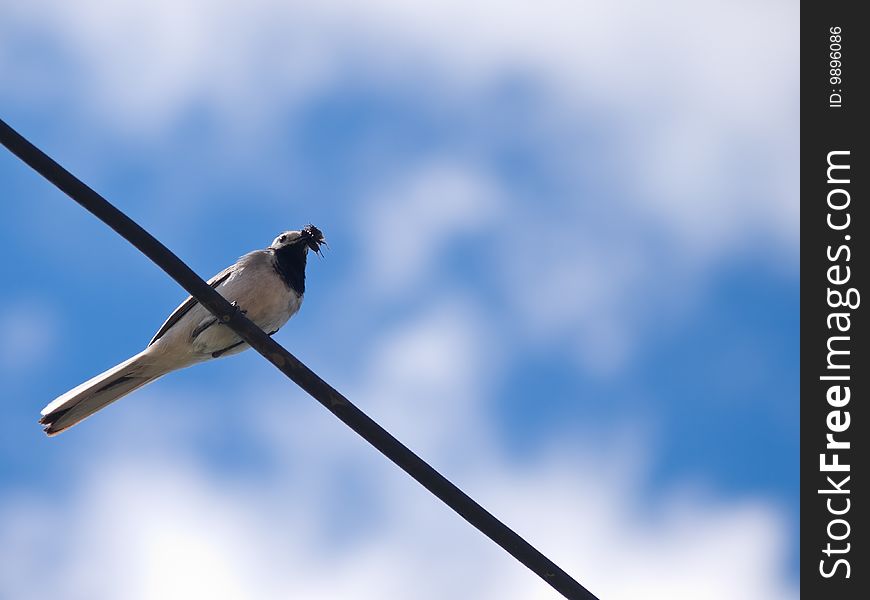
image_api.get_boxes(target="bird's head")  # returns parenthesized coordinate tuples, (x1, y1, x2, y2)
(270, 225, 326, 256)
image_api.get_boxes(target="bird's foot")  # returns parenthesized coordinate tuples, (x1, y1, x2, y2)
(222, 301, 247, 322)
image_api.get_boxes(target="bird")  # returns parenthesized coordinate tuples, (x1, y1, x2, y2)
(39, 224, 325, 436)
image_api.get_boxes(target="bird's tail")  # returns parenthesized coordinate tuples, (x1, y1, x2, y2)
(40, 349, 166, 436)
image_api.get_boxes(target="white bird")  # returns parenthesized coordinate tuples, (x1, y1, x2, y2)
(39, 225, 325, 436)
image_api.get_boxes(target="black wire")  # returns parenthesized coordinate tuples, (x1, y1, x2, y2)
(1, 117, 599, 600)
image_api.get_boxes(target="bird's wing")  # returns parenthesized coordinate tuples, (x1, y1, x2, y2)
(148, 267, 234, 346)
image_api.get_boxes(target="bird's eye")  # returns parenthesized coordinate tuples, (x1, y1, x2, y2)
(279, 235, 287, 243)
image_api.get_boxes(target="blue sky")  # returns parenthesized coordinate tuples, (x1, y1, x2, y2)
(2, 1, 798, 598)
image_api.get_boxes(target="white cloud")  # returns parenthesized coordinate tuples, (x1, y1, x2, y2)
(2, 0, 797, 372)
(3, 0, 797, 128)
(0, 421, 796, 600)
(4, 0, 797, 201)
(0, 297, 796, 600)
(255, 298, 501, 470)
(1, 6, 798, 592)
(361, 162, 499, 295)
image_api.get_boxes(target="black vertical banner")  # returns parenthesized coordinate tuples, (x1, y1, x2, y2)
(802, 4, 868, 598)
